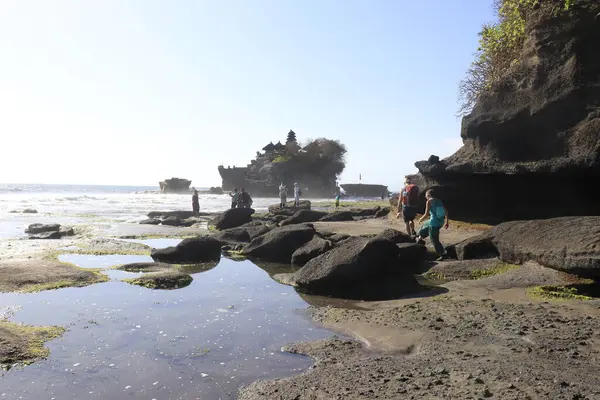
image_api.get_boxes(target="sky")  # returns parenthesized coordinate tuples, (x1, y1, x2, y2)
(0, 0, 494, 190)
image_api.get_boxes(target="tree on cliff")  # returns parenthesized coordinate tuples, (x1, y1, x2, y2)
(301, 138, 347, 177)
(458, 0, 575, 115)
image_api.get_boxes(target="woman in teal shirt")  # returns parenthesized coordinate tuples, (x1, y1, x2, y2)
(415, 189, 449, 261)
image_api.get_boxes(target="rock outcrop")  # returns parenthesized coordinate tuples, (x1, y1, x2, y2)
(410, 2, 600, 224)
(319, 211, 354, 222)
(151, 236, 222, 264)
(242, 224, 315, 263)
(159, 178, 191, 193)
(211, 208, 255, 230)
(448, 216, 600, 279)
(292, 237, 420, 299)
(268, 200, 311, 214)
(25, 224, 75, 239)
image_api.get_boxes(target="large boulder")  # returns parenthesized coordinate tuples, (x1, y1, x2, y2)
(25, 224, 61, 234)
(242, 224, 315, 263)
(319, 211, 354, 222)
(211, 208, 255, 230)
(292, 237, 420, 299)
(280, 210, 328, 226)
(268, 200, 311, 214)
(151, 236, 222, 264)
(348, 207, 381, 217)
(449, 217, 600, 279)
(409, 2, 600, 223)
(291, 236, 333, 267)
(213, 223, 271, 244)
(372, 228, 414, 244)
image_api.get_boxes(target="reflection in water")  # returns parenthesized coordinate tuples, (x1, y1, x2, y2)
(0, 254, 334, 399)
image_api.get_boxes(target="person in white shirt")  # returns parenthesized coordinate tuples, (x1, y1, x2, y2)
(278, 183, 287, 208)
(293, 182, 301, 207)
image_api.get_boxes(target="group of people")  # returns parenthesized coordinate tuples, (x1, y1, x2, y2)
(228, 188, 253, 209)
(278, 182, 301, 208)
(397, 177, 449, 261)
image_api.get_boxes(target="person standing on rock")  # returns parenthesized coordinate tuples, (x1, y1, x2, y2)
(397, 177, 419, 237)
(238, 188, 253, 208)
(192, 188, 200, 216)
(229, 188, 239, 209)
(414, 189, 449, 261)
(293, 182, 301, 207)
(279, 183, 288, 208)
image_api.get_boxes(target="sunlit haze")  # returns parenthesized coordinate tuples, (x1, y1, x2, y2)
(1, 0, 493, 190)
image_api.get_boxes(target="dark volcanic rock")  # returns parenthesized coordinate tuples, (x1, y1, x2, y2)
(349, 207, 381, 217)
(211, 208, 255, 230)
(29, 231, 64, 240)
(268, 200, 311, 214)
(147, 211, 200, 219)
(396, 243, 428, 272)
(280, 210, 328, 226)
(161, 216, 183, 226)
(328, 233, 351, 243)
(117, 262, 173, 272)
(25, 223, 61, 234)
(375, 207, 391, 218)
(291, 236, 333, 267)
(373, 228, 414, 244)
(22, 209, 38, 214)
(242, 224, 316, 263)
(213, 223, 271, 244)
(151, 236, 222, 264)
(140, 218, 162, 225)
(319, 211, 354, 222)
(292, 237, 420, 299)
(449, 217, 600, 279)
(410, 1, 600, 223)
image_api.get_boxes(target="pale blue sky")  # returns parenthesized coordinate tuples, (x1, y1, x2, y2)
(0, 0, 493, 190)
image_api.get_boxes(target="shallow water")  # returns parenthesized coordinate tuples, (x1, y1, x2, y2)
(120, 238, 184, 248)
(0, 253, 334, 399)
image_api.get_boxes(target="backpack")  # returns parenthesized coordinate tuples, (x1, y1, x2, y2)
(405, 184, 419, 206)
(430, 199, 446, 223)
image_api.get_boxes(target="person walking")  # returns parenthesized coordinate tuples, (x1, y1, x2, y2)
(229, 188, 239, 209)
(396, 177, 419, 237)
(293, 182, 301, 207)
(279, 183, 288, 208)
(335, 194, 340, 209)
(414, 189, 449, 261)
(191, 188, 200, 216)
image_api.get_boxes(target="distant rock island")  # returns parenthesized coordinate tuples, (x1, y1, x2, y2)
(159, 178, 191, 193)
(218, 130, 348, 197)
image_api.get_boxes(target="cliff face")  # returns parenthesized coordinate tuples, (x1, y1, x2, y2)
(412, 1, 600, 223)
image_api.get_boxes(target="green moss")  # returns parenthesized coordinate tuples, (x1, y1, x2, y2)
(222, 250, 247, 261)
(469, 263, 519, 280)
(0, 322, 65, 367)
(20, 272, 109, 293)
(124, 273, 193, 290)
(422, 271, 447, 282)
(528, 285, 595, 301)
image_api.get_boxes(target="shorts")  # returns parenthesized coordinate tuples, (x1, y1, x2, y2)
(402, 206, 417, 222)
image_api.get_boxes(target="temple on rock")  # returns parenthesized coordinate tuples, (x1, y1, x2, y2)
(218, 130, 344, 197)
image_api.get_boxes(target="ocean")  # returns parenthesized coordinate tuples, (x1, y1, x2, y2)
(0, 183, 284, 239)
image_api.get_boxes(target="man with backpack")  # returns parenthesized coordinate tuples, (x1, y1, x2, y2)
(397, 177, 419, 237)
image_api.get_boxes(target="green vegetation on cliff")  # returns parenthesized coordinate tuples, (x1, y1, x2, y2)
(459, 0, 575, 114)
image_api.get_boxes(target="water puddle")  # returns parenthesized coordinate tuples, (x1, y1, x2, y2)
(0, 251, 334, 399)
